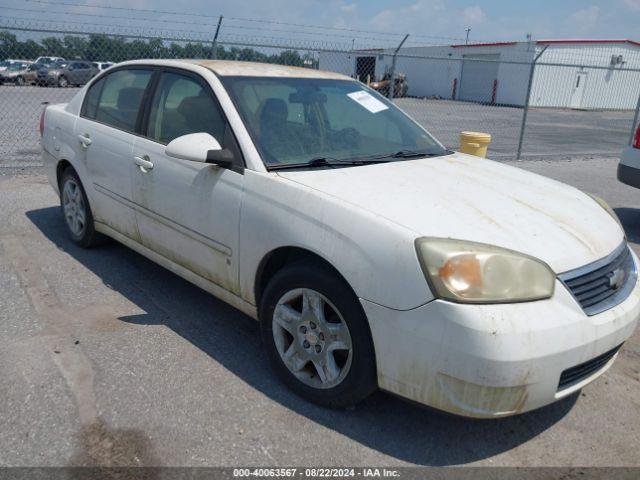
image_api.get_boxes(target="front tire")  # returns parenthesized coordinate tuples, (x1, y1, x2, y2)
(260, 262, 377, 408)
(16, 76, 24, 86)
(57, 76, 68, 88)
(59, 167, 104, 248)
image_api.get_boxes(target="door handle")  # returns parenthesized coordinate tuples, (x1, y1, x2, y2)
(78, 134, 92, 148)
(134, 155, 154, 172)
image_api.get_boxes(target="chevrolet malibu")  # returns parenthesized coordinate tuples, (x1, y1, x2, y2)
(40, 60, 640, 418)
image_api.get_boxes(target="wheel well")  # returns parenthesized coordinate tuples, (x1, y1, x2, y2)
(255, 247, 353, 307)
(56, 160, 73, 190)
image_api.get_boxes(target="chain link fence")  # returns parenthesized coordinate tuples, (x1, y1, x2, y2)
(1, 22, 640, 169)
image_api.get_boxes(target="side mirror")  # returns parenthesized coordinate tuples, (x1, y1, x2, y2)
(165, 132, 233, 168)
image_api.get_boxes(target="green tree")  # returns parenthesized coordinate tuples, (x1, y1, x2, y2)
(41, 37, 65, 56)
(63, 35, 88, 60)
(0, 31, 18, 60)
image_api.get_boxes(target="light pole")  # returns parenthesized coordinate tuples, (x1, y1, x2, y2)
(465, 28, 471, 44)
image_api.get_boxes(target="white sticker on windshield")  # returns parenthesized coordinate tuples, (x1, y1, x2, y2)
(347, 90, 389, 113)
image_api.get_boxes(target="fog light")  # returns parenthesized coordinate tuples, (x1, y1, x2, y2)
(436, 373, 528, 417)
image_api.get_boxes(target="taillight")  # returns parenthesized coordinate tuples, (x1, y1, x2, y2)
(634, 124, 640, 149)
(39, 106, 47, 136)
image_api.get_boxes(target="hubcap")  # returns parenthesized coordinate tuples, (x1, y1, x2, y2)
(272, 288, 353, 389)
(62, 179, 86, 237)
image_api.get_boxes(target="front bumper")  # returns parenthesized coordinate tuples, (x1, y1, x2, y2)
(618, 147, 640, 189)
(363, 252, 640, 418)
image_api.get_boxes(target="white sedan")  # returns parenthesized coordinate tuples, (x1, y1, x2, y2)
(40, 59, 639, 418)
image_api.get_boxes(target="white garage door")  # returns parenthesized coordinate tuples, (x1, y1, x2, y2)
(459, 54, 500, 103)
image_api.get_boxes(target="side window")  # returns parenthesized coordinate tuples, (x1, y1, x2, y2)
(83, 77, 105, 119)
(146, 72, 226, 145)
(93, 69, 153, 132)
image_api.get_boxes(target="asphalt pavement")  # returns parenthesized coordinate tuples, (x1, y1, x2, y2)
(0, 157, 639, 467)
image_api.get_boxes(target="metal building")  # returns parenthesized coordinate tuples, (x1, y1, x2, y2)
(319, 39, 640, 109)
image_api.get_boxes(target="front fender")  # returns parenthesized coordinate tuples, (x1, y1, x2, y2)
(239, 170, 434, 311)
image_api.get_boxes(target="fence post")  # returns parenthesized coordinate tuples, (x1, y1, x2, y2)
(516, 45, 548, 160)
(210, 15, 223, 60)
(388, 34, 409, 100)
(630, 91, 640, 145)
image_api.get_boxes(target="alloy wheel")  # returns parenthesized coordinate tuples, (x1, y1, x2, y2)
(62, 178, 86, 237)
(272, 288, 353, 389)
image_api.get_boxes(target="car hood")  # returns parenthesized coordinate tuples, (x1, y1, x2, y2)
(276, 152, 624, 273)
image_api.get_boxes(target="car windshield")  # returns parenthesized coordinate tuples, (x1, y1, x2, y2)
(221, 76, 448, 168)
(7, 63, 25, 71)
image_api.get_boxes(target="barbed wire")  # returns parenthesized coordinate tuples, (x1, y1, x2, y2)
(0, 17, 391, 52)
(0, 6, 424, 47)
(15, 0, 478, 43)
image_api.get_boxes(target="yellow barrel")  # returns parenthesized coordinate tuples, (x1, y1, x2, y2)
(459, 131, 492, 158)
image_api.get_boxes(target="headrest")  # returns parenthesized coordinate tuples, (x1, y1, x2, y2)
(260, 98, 288, 124)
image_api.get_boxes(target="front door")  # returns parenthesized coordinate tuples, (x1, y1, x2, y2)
(75, 67, 155, 241)
(131, 69, 244, 294)
(569, 72, 587, 109)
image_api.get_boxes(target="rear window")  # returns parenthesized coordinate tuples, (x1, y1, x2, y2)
(83, 69, 153, 133)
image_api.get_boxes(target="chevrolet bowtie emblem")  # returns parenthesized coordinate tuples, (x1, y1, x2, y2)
(608, 268, 626, 290)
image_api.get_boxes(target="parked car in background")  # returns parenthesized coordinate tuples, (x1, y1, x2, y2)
(0, 61, 33, 84)
(14, 63, 42, 86)
(617, 123, 640, 188)
(92, 61, 115, 71)
(40, 59, 639, 418)
(370, 72, 408, 97)
(34, 56, 65, 65)
(0, 59, 32, 72)
(38, 60, 99, 87)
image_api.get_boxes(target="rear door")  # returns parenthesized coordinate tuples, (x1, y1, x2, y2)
(75, 67, 155, 241)
(67, 62, 80, 84)
(69, 62, 89, 84)
(131, 68, 245, 293)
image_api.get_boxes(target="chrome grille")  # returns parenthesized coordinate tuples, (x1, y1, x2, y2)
(559, 244, 636, 316)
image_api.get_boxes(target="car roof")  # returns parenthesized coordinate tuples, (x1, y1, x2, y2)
(117, 59, 352, 80)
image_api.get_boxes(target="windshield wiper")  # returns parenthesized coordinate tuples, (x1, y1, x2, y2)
(269, 156, 388, 171)
(268, 150, 454, 171)
(372, 149, 452, 160)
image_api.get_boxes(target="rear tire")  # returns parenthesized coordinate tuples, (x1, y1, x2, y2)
(59, 167, 106, 248)
(16, 76, 24, 86)
(58, 76, 68, 88)
(259, 262, 377, 408)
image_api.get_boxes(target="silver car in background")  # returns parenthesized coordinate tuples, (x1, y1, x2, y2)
(37, 60, 99, 87)
(0, 61, 33, 84)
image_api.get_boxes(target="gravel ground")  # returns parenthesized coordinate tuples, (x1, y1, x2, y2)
(0, 157, 639, 467)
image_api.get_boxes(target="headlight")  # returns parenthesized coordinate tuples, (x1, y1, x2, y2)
(587, 193, 623, 231)
(415, 238, 555, 303)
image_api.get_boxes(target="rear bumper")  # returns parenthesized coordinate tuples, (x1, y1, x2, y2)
(362, 252, 640, 418)
(42, 148, 59, 196)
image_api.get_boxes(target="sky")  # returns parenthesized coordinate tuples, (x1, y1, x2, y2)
(2, 0, 640, 47)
